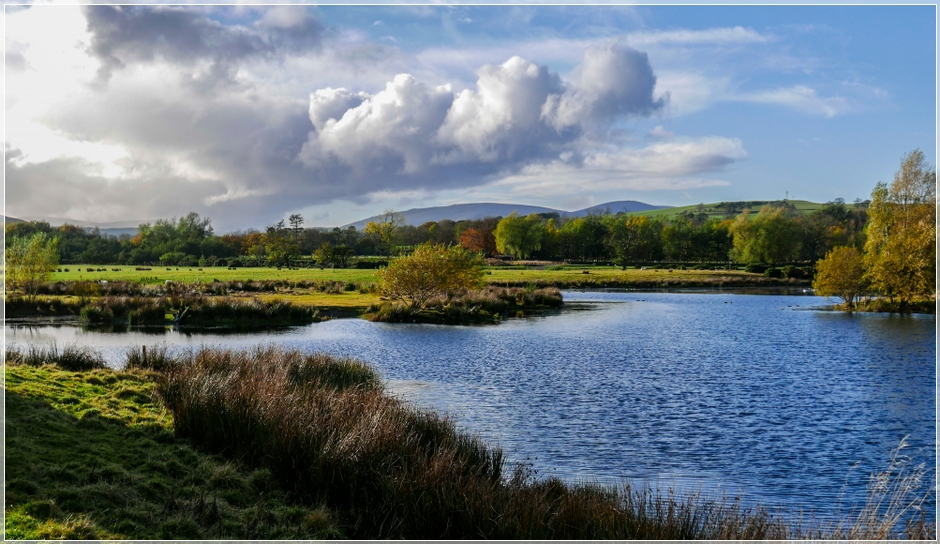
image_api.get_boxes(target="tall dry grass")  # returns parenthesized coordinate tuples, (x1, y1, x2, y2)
(816, 437, 935, 540)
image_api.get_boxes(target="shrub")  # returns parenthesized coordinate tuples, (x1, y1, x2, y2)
(744, 263, 766, 274)
(79, 305, 115, 325)
(380, 243, 485, 313)
(762, 267, 783, 279)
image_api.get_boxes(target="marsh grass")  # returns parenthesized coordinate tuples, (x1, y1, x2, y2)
(125, 344, 179, 373)
(6, 342, 107, 371)
(367, 286, 564, 324)
(8, 294, 320, 327)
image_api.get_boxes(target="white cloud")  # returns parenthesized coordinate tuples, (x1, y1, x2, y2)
(481, 136, 744, 197)
(626, 26, 772, 46)
(304, 74, 455, 174)
(738, 85, 850, 117)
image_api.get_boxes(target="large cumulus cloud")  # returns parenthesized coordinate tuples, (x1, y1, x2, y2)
(299, 42, 667, 191)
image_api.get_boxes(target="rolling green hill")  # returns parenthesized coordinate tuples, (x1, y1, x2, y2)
(623, 200, 828, 220)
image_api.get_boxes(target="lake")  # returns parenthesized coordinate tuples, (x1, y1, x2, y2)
(6, 290, 936, 522)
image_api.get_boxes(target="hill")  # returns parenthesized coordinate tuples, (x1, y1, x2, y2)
(345, 200, 670, 229)
(622, 200, 827, 220)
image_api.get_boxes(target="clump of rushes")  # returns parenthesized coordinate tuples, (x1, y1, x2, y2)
(6, 343, 107, 371)
(124, 344, 179, 372)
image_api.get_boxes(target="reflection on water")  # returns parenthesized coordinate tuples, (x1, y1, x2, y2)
(5, 291, 935, 522)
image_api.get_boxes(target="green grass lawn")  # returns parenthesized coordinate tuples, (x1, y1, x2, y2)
(4, 364, 343, 540)
(51, 265, 383, 285)
(52, 264, 766, 287)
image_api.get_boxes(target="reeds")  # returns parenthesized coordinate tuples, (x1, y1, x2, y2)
(817, 437, 936, 540)
(5, 342, 107, 371)
(124, 344, 179, 372)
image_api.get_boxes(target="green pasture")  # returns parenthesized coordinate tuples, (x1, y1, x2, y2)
(623, 200, 826, 220)
(49, 264, 764, 293)
(51, 265, 383, 285)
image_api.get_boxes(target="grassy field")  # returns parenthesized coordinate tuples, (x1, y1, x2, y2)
(623, 199, 826, 220)
(5, 363, 343, 539)
(50, 265, 381, 285)
(50, 264, 795, 289)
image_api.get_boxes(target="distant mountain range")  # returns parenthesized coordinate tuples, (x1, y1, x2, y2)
(344, 201, 670, 229)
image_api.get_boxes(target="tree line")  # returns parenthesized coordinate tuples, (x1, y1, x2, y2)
(4, 200, 867, 270)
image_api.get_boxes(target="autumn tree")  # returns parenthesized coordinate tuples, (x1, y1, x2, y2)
(458, 227, 497, 256)
(379, 243, 485, 312)
(6, 232, 59, 296)
(813, 246, 866, 309)
(494, 212, 543, 259)
(263, 220, 300, 267)
(863, 149, 937, 307)
(365, 209, 405, 256)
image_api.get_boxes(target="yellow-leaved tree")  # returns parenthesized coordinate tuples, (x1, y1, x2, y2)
(863, 150, 936, 308)
(6, 232, 59, 297)
(812, 246, 866, 309)
(379, 243, 484, 312)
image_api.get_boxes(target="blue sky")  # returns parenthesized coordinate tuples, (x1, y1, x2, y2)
(5, 4, 935, 230)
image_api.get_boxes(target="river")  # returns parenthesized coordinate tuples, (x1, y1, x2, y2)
(6, 290, 936, 522)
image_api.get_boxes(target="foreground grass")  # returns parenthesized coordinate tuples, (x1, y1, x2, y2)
(4, 363, 343, 540)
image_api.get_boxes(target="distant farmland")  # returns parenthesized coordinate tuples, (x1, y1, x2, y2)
(623, 199, 832, 220)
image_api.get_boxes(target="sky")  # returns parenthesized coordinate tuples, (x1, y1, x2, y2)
(4, 3, 936, 232)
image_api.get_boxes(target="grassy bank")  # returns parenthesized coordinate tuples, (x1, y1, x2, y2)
(5, 361, 343, 539)
(7, 343, 932, 540)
